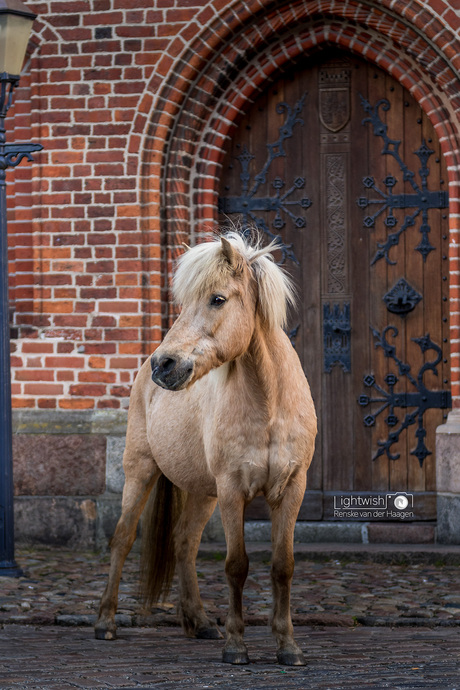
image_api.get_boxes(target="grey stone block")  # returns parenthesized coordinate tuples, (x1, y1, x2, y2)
(96, 494, 123, 548)
(436, 412, 460, 544)
(437, 494, 460, 544)
(14, 496, 97, 548)
(201, 505, 226, 542)
(294, 521, 365, 543)
(244, 521, 271, 541)
(367, 522, 435, 544)
(106, 436, 126, 493)
(436, 411, 460, 494)
(13, 434, 106, 496)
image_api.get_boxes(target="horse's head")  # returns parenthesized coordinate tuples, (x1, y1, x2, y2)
(150, 234, 294, 391)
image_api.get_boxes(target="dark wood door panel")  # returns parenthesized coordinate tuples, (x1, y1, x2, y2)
(218, 50, 450, 520)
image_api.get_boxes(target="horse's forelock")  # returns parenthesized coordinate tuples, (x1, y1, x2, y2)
(172, 234, 295, 330)
(172, 240, 233, 304)
(250, 251, 296, 330)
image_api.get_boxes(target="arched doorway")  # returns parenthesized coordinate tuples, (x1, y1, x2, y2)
(218, 51, 451, 522)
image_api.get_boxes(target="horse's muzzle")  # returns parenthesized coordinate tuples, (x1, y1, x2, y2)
(150, 353, 194, 391)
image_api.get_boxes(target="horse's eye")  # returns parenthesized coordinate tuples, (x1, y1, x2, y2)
(210, 294, 226, 307)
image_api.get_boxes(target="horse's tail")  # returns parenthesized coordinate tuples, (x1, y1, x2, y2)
(140, 473, 186, 607)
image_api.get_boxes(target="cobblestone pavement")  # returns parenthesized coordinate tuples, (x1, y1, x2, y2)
(2, 545, 460, 687)
(2, 545, 460, 630)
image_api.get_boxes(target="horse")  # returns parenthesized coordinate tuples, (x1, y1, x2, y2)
(95, 232, 317, 666)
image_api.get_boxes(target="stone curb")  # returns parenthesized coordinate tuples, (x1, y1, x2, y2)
(199, 542, 460, 565)
(3, 611, 459, 629)
(355, 616, 460, 627)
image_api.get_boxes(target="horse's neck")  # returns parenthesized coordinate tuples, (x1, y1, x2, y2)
(238, 321, 286, 415)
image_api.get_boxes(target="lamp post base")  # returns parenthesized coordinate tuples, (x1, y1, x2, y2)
(0, 560, 23, 578)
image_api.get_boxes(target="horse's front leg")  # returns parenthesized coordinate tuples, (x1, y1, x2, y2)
(218, 490, 249, 664)
(174, 493, 222, 639)
(95, 452, 159, 641)
(269, 471, 307, 666)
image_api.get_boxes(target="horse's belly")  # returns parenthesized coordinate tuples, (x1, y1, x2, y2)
(146, 390, 218, 497)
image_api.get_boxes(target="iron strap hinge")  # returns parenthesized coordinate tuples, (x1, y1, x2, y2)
(391, 390, 451, 410)
(220, 196, 291, 213)
(390, 190, 448, 210)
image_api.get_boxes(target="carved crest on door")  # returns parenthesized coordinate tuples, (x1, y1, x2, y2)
(319, 62, 351, 133)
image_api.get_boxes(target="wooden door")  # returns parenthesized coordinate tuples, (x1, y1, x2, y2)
(218, 52, 451, 521)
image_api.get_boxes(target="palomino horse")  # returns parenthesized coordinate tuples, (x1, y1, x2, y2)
(95, 233, 317, 665)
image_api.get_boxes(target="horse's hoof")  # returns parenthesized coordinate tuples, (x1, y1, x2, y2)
(95, 626, 117, 641)
(196, 626, 223, 640)
(222, 649, 250, 665)
(277, 650, 306, 666)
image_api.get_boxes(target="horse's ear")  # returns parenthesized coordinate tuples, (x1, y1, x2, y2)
(221, 237, 237, 268)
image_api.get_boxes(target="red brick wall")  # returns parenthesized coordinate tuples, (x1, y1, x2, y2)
(6, 0, 460, 410)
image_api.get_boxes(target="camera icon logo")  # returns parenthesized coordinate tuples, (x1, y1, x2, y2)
(386, 492, 413, 510)
(394, 494, 409, 510)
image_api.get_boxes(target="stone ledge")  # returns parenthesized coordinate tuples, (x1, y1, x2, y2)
(12, 409, 128, 436)
(198, 542, 460, 565)
(243, 520, 365, 543)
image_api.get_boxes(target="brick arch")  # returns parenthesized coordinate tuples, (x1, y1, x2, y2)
(142, 0, 460, 246)
(193, 29, 459, 223)
(140, 0, 460, 395)
(141, 0, 460, 231)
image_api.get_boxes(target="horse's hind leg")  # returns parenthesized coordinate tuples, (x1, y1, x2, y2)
(269, 472, 307, 666)
(174, 493, 222, 639)
(95, 446, 159, 641)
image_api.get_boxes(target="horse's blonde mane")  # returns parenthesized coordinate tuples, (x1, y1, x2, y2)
(173, 232, 296, 330)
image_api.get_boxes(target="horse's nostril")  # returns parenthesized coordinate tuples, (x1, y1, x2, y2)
(151, 353, 193, 390)
(160, 357, 176, 374)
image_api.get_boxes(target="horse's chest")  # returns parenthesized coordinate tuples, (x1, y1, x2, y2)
(239, 458, 271, 501)
(209, 423, 297, 501)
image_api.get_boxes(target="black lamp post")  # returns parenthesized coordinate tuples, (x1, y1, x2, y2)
(0, 0, 41, 577)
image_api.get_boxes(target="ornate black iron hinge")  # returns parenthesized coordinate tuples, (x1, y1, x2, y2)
(323, 302, 351, 373)
(358, 325, 451, 466)
(218, 93, 312, 265)
(356, 96, 448, 265)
